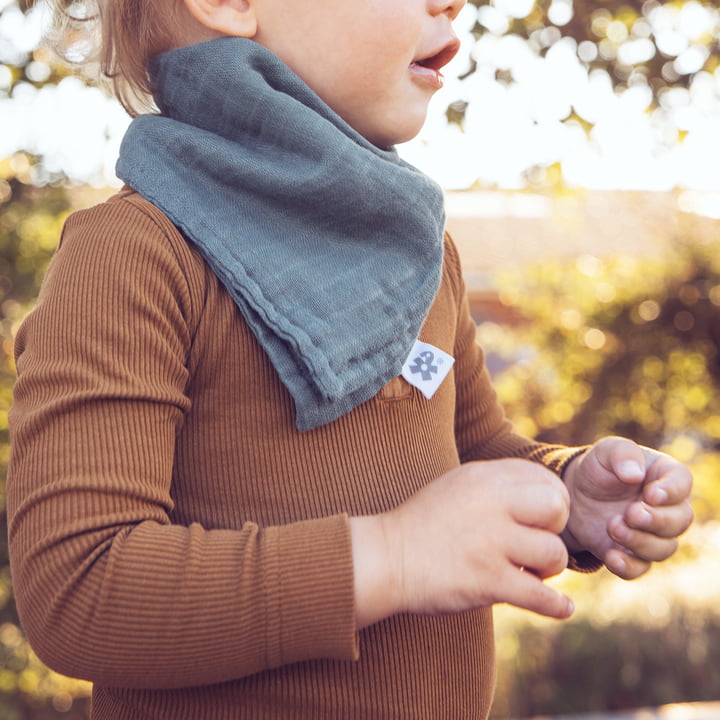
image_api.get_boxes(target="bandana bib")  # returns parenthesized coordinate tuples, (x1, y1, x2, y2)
(117, 38, 446, 430)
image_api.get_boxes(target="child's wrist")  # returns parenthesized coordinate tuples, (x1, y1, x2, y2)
(560, 525, 585, 554)
(560, 455, 586, 553)
(349, 514, 403, 630)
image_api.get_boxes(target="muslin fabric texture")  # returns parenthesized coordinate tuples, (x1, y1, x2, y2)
(116, 37, 446, 430)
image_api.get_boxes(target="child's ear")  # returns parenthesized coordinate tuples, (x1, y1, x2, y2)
(182, 0, 257, 38)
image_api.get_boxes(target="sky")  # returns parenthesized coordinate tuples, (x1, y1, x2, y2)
(1, 1, 719, 216)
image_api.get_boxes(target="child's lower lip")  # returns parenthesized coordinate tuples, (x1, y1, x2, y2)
(409, 63, 444, 89)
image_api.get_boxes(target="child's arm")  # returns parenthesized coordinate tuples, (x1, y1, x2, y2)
(443, 234, 693, 575)
(7, 198, 358, 687)
(560, 437, 693, 579)
(345, 236, 691, 630)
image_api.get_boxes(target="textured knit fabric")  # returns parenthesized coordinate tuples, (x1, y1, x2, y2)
(116, 38, 446, 430)
(8, 191, 594, 720)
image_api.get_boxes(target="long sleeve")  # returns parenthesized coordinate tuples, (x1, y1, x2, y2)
(444, 237, 601, 571)
(7, 195, 358, 689)
(441, 236, 576, 470)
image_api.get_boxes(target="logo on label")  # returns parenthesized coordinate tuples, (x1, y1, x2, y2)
(401, 340, 455, 399)
(408, 351, 438, 382)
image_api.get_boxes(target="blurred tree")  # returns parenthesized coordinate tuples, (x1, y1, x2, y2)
(478, 213, 720, 517)
(449, 0, 720, 128)
(492, 606, 720, 717)
(468, 0, 719, 89)
(0, 0, 74, 94)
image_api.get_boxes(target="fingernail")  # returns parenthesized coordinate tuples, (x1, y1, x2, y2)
(637, 506, 652, 527)
(612, 523, 632, 542)
(619, 461, 644, 478)
(567, 599, 575, 617)
(650, 487, 668, 505)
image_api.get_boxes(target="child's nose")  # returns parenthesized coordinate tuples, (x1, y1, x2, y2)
(429, 0, 467, 21)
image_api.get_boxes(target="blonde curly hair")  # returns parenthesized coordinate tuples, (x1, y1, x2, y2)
(47, 0, 181, 115)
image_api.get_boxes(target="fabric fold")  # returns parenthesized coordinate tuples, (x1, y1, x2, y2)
(116, 37, 445, 430)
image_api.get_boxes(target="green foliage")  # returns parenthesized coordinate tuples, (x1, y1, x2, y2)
(493, 609, 720, 717)
(480, 216, 720, 456)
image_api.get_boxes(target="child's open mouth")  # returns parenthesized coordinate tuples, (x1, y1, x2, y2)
(410, 38, 461, 88)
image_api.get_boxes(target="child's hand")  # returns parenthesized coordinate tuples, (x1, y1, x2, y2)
(561, 437, 694, 580)
(351, 459, 575, 630)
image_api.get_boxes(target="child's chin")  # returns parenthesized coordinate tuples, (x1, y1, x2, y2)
(372, 123, 426, 150)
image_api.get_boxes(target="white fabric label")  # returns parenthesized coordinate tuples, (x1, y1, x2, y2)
(401, 339, 455, 399)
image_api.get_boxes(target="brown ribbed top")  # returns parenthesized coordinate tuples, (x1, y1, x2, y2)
(8, 190, 584, 719)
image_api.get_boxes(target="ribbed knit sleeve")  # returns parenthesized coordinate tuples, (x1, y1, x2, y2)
(7, 196, 358, 689)
(444, 237, 602, 573)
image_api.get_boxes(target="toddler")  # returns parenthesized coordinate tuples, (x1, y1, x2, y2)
(7, 0, 693, 718)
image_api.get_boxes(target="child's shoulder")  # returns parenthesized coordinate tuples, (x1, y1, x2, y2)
(60, 188, 207, 280)
(39, 188, 213, 332)
(67, 188, 187, 249)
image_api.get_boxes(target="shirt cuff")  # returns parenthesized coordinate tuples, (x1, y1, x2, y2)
(262, 513, 359, 667)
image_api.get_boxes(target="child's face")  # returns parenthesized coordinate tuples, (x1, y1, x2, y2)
(251, 0, 465, 148)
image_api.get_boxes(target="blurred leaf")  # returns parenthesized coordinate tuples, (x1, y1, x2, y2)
(453, 0, 720, 130)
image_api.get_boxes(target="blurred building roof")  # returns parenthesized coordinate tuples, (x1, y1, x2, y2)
(445, 189, 718, 294)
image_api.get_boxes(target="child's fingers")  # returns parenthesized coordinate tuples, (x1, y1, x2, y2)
(508, 527, 569, 580)
(509, 480, 569, 535)
(642, 461, 693, 507)
(604, 547, 651, 580)
(624, 499, 694, 538)
(608, 514, 679, 562)
(595, 436, 647, 483)
(501, 566, 574, 620)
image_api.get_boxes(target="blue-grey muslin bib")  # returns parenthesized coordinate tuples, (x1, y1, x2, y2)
(116, 37, 446, 430)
